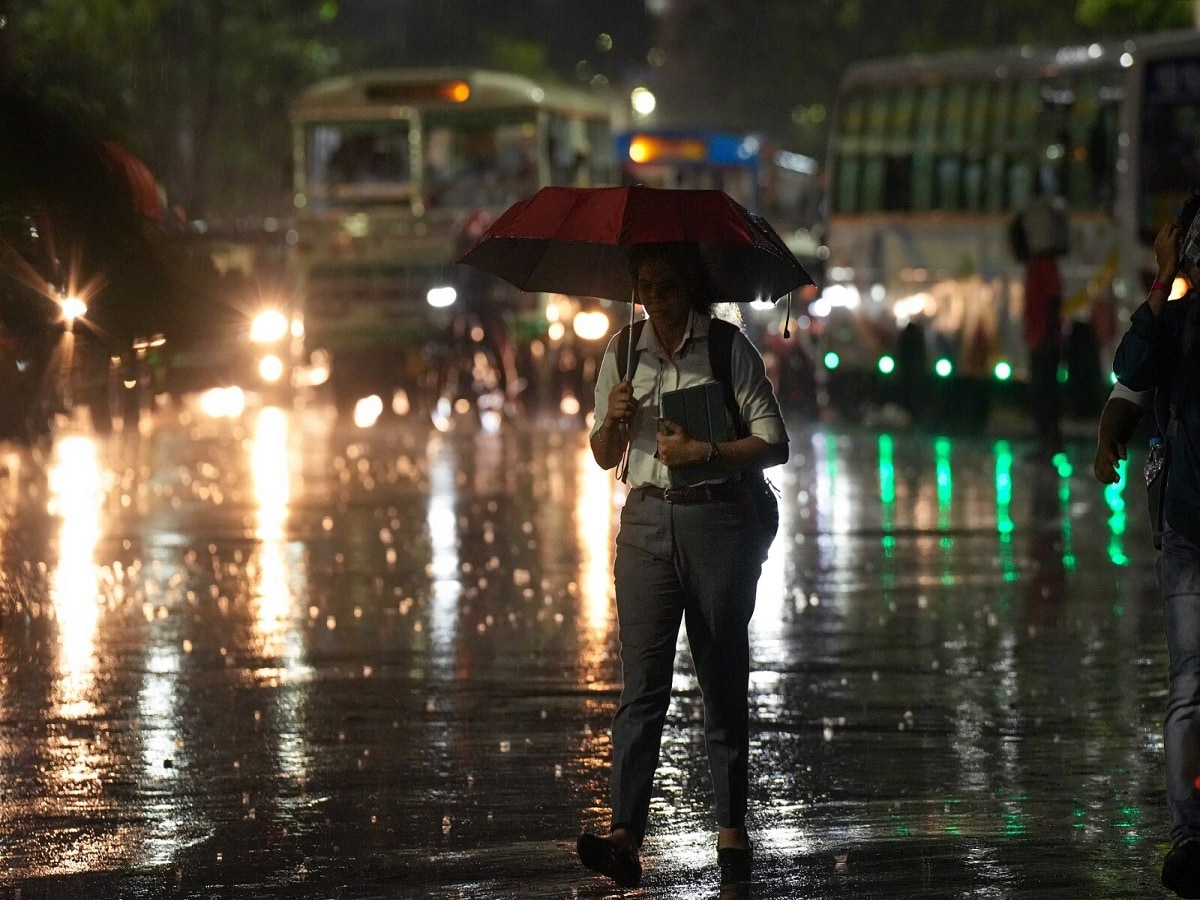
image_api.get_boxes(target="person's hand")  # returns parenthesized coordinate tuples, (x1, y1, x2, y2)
(655, 419, 705, 468)
(604, 380, 638, 427)
(1155, 222, 1182, 283)
(1092, 435, 1127, 485)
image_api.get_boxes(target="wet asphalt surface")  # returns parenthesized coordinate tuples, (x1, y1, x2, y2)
(0, 400, 1176, 898)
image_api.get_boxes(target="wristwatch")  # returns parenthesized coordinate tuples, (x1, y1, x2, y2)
(705, 441, 720, 464)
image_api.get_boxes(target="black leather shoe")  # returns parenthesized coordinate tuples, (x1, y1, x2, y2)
(718, 846, 753, 886)
(1165, 840, 1200, 898)
(577, 832, 641, 888)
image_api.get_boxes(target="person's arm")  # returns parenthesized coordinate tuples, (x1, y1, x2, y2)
(656, 330, 789, 472)
(1113, 223, 1182, 390)
(591, 393, 632, 470)
(655, 427, 787, 471)
(1092, 391, 1147, 485)
(589, 339, 636, 471)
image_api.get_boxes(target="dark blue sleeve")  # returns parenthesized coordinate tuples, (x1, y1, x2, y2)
(1113, 300, 1178, 392)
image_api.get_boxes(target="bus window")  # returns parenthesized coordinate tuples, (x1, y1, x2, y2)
(587, 119, 615, 186)
(308, 121, 413, 207)
(1007, 78, 1041, 210)
(883, 86, 917, 211)
(1036, 82, 1072, 199)
(861, 90, 891, 212)
(984, 81, 1014, 212)
(834, 93, 867, 212)
(549, 115, 591, 186)
(1064, 77, 1101, 209)
(836, 156, 862, 214)
(936, 82, 969, 210)
(424, 111, 539, 208)
(963, 82, 991, 211)
(913, 84, 943, 212)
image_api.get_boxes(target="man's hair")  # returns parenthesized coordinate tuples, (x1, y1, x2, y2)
(627, 242, 717, 313)
(1178, 192, 1200, 231)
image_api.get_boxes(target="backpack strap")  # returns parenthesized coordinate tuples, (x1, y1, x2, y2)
(707, 318, 749, 438)
(1164, 294, 1200, 441)
(616, 319, 646, 383)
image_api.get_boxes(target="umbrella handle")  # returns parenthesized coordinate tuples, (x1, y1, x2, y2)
(625, 296, 636, 384)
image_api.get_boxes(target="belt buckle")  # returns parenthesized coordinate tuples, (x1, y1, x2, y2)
(662, 487, 683, 503)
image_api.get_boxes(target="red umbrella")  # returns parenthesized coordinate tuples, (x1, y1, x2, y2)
(456, 185, 811, 304)
(98, 140, 162, 220)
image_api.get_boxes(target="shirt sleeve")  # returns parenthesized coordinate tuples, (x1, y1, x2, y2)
(729, 330, 788, 445)
(1109, 379, 1152, 409)
(589, 334, 621, 439)
(1113, 299, 1175, 391)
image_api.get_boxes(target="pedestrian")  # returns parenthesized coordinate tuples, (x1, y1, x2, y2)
(577, 242, 789, 891)
(1106, 193, 1200, 898)
(1013, 171, 1071, 456)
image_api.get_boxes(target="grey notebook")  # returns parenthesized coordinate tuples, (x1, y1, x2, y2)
(659, 381, 733, 488)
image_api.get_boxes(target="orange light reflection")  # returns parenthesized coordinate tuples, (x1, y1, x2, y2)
(48, 435, 105, 720)
(575, 445, 615, 664)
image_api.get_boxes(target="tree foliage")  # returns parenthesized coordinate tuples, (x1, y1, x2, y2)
(7, 0, 341, 219)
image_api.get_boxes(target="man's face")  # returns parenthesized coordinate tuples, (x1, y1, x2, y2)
(635, 259, 691, 326)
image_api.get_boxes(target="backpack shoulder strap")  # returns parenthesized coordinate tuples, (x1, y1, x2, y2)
(1166, 295, 1200, 439)
(707, 318, 749, 438)
(616, 319, 646, 382)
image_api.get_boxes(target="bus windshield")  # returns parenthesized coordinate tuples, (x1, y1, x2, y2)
(1141, 54, 1200, 237)
(306, 121, 413, 206)
(304, 112, 540, 210)
(424, 111, 539, 209)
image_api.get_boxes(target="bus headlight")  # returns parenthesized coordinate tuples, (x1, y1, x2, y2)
(427, 286, 457, 308)
(258, 353, 285, 383)
(572, 310, 610, 341)
(250, 309, 289, 343)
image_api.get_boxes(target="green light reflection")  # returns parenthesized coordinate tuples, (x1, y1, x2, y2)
(936, 437, 953, 585)
(995, 441, 1017, 582)
(1105, 459, 1129, 566)
(879, 434, 896, 573)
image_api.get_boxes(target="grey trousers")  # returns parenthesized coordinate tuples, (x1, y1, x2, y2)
(1160, 524, 1200, 847)
(609, 486, 765, 842)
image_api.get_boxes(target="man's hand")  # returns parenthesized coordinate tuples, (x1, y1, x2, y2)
(655, 420, 706, 468)
(604, 381, 638, 427)
(1155, 222, 1181, 286)
(1093, 434, 1127, 485)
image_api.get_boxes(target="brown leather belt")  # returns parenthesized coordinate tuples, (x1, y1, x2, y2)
(636, 481, 743, 504)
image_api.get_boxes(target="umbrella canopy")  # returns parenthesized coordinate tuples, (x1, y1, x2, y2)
(457, 185, 812, 303)
(98, 140, 163, 221)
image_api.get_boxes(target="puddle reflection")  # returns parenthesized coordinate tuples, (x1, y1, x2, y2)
(47, 435, 104, 720)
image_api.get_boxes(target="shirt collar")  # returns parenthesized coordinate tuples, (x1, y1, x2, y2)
(637, 308, 710, 358)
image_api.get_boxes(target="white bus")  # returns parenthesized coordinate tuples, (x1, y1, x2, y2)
(819, 30, 1200, 425)
(290, 68, 616, 415)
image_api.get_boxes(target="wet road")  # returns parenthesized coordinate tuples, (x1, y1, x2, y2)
(0, 402, 1172, 898)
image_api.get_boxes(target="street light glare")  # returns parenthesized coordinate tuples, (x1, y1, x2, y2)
(60, 295, 87, 322)
(630, 87, 656, 116)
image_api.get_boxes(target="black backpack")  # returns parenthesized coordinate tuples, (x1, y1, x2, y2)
(616, 317, 780, 543)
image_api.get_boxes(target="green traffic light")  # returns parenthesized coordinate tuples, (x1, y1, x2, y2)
(878, 355, 895, 375)
(934, 358, 953, 378)
(824, 351, 840, 370)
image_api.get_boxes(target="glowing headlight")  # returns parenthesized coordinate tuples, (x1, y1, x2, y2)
(572, 310, 610, 341)
(258, 353, 284, 383)
(250, 309, 289, 343)
(198, 386, 245, 418)
(426, 286, 457, 308)
(353, 394, 384, 428)
(59, 295, 87, 322)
